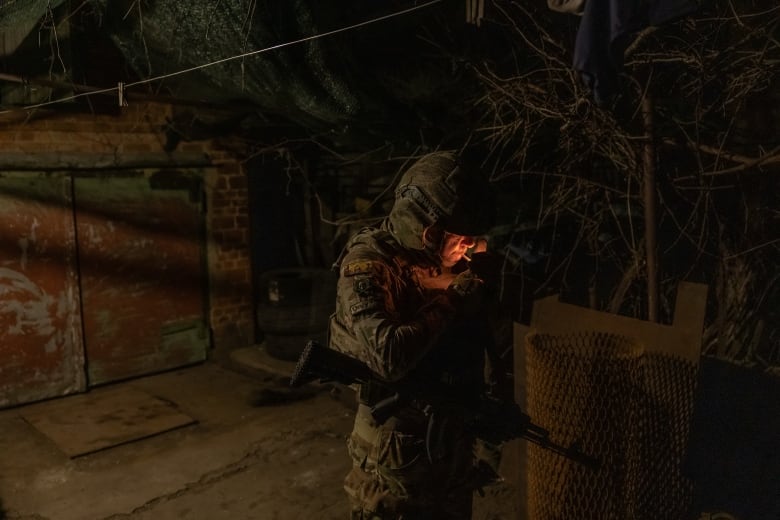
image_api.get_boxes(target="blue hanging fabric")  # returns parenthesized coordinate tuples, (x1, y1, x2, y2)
(572, 0, 699, 105)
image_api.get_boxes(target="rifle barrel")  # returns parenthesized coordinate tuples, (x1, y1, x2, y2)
(290, 341, 600, 469)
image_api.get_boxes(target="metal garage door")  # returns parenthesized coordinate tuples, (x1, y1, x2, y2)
(74, 173, 208, 385)
(0, 171, 209, 407)
(0, 174, 85, 407)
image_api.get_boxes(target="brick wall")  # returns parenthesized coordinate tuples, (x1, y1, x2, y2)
(204, 154, 255, 351)
(0, 103, 173, 153)
(0, 101, 255, 354)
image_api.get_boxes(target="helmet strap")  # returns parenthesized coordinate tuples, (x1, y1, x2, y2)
(422, 224, 446, 265)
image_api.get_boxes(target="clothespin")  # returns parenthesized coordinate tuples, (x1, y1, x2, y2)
(117, 82, 128, 107)
(466, 0, 484, 26)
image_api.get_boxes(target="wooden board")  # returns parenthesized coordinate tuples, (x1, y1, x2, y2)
(526, 281, 708, 362)
(21, 386, 196, 458)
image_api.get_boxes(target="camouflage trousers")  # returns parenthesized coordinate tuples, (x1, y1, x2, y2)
(344, 404, 476, 520)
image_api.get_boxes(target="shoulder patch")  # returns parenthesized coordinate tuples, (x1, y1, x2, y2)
(350, 300, 380, 316)
(343, 260, 376, 277)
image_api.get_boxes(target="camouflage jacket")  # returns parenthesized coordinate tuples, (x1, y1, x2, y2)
(328, 223, 486, 394)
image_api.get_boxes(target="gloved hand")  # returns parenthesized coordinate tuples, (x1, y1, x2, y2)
(446, 270, 485, 316)
(467, 251, 503, 288)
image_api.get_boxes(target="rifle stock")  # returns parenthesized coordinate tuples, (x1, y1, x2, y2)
(291, 340, 599, 469)
(290, 339, 374, 387)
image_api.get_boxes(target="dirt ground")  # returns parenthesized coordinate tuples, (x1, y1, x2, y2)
(0, 348, 519, 520)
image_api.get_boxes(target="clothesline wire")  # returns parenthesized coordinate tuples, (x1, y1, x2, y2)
(0, 0, 444, 116)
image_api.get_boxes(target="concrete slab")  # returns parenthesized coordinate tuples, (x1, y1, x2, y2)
(20, 386, 196, 458)
(228, 344, 298, 380)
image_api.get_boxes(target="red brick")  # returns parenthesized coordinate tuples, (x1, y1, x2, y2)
(228, 175, 247, 190)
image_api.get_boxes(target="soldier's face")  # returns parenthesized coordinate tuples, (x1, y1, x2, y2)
(439, 231, 476, 268)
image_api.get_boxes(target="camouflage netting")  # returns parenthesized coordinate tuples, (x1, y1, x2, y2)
(85, 0, 474, 146)
(0, 0, 68, 29)
(1, 0, 479, 147)
(525, 331, 698, 520)
(93, 1, 359, 127)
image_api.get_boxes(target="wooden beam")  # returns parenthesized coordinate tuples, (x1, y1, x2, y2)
(0, 152, 212, 170)
(527, 281, 708, 362)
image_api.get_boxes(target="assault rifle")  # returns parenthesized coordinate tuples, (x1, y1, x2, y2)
(290, 340, 599, 469)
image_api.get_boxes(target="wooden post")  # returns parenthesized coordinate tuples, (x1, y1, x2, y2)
(642, 94, 659, 322)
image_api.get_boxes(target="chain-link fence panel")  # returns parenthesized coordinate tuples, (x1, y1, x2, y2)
(525, 331, 698, 519)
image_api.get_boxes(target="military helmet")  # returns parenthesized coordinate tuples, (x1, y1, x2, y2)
(387, 151, 495, 250)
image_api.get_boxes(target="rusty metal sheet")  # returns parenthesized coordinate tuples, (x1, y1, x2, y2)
(74, 174, 208, 385)
(0, 174, 86, 408)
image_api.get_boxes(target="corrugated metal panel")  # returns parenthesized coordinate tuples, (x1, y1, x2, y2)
(74, 174, 208, 385)
(0, 174, 86, 407)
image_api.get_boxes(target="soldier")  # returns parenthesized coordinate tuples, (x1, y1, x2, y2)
(328, 150, 501, 519)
